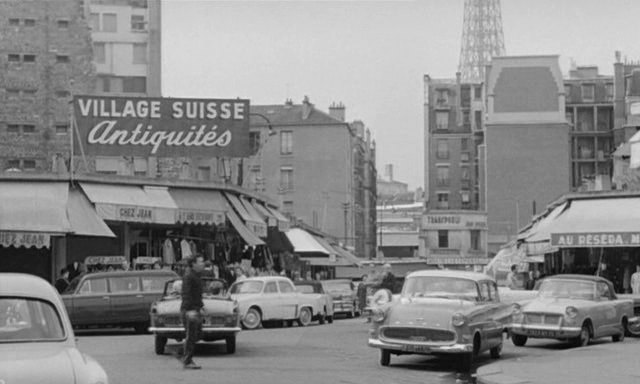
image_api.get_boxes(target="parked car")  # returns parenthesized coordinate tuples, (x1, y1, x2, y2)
(368, 270, 512, 370)
(229, 276, 325, 329)
(321, 279, 359, 318)
(0, 273, 109, 383)
(61, 269, 178, 333)
(149, 277, 241, 355)
(509, 274, 638, 347)
(294, 280, 334, 324)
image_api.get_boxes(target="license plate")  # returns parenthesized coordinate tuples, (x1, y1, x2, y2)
(402, 345, 431, 353)
(528, 329, 557, 337)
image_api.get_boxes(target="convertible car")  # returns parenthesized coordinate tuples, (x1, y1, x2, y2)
(230, 276, 326, 329)
(0, 273, 109, 384)
(368, 270, 512, 370)
(149, 277, 241, 355)
(509, 274, 638, 347)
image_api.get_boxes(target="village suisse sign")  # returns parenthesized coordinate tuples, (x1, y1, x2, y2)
(73, 96, 250, 157)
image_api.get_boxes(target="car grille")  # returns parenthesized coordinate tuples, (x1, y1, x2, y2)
(381, 327, 456, 343)
(525, 313, 562, 325)
(204, 316, 226, 326)
(164, 316, 182, 326)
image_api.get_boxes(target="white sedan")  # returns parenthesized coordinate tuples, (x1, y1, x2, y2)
(230, 276, 325, 329)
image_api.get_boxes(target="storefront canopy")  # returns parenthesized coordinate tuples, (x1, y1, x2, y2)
(80, 183, 177, 224)
(548, 197, 640, 248)
(266, 227, 294, 253)
(251, 200, 278, 227)
(380, 232, 420, 247)
(224, 193, 267, 238)
(226, 208, 265, 247)
(169, 188, 226, 226)
(67, 188, 115, 238)
(285, 228, 329, 255)
(265, 206, 290, 231)
(0, 181, 71, 233)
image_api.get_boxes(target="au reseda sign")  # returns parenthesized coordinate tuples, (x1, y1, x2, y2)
(73, 96, 250, 157)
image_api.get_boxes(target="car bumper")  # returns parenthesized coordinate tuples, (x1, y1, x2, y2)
(368, 338, 473, 354)
(149, 326, 241, 334)
(333, 301, 355, 313)
(508, 323, 581, 338)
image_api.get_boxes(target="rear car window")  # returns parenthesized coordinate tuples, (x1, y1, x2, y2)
(278, 281, 295, 293)
(109, 277, 140, 293)
(78, 278, 107, 294)
(142, 276, 173, 292)
(0, 297, 65, 342)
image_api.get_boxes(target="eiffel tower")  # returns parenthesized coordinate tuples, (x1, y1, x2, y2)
(458, 0, 506, 82)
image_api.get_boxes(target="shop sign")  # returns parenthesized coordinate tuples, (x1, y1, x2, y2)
(551, 232, 640, 247)
(116, 206, 154, 222)
(426, 257, 489, 265)
(0, 232, 50, 249)
(177, 210, 225, 225)
(422, 214, 487, 229)
(74, 95, 250, 157)
(85, 255, 127, 265)
(134, 257, 161, 265)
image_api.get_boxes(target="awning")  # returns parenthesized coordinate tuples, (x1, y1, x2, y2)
(313, 235, 339, 258)
(80, 183, 177, 224)
(252, 200, 278, 227)
(266, 227, 294, 253)
(226, 208, 265, 247)
(265, 205, 290, 231)
(548, 197, 640, 248)
(379, 232, 419, 247)
(0, 182, 70, 233)
(224, 193, 267, 238)
(169, 188, 226, 226)
(522, 202, 568, 243)
(285, 228, 329, 254)
(329, 243, 361, 266)
(67, 188, 115, 238)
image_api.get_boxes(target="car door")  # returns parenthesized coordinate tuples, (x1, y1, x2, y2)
(594, 282, 617, 337)
(278, 280, 299, 319)
(108, 275, 145, 324)
(262, 281, 281, 320)
(479, 281, 503, 347)
(71, 277, 111, 326)
(140, 274, 175, 313)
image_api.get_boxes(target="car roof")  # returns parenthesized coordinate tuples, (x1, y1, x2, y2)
(237, 276, 292, 283)
(406, 269, 494, 282)
(322, 279, 352, 283)
(79, 270, 178, 279)
(0, 273, 61, 302)
(545, 274, 609, 283)
(294, 280, 322, 286)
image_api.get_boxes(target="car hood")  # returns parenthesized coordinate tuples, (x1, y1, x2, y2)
(523, 297, 594, 313)
(386, 298, 476, 327)
(0, 344, 104, 384)
(155, 297, 236, 314)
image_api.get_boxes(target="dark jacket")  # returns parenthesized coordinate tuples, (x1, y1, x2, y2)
(54, 278, 69, 293)
(181, 268, 204, 311)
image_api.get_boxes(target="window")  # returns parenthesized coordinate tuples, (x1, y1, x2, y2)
(436, 166, 449, 186)
(22, 124, 35, 134)
(606, 83, 614, 100)
(6, 89, 20, 99)
(8, 54, 20, 62)
(470, 230, 481, 251)
(280, 167, 293, 190)
(249, 131, 261, 154)
(109, 277, 140, 293)
(461, 166, 470, 180)
(9, 18, 19, 26)
(581, 84, 595, 101)
(463, 111, 470, 125)
(132, 43, 147, 64)
(131, 14, 146, 31)
(278, 281, 295, 293)
(56, 55, 70, 63)
(6, 159, 20, 170)
(282, 201, 294, 215)
(94, 43, 106, 63)
(461, 152, 470, 162)
(474, 86, 482, 99)
(24, 19, 35, 27)
(57, 19, 69, 29)
(280, 131, 293, 154)
(23, 54, 36, 63)
(438, 230, 449, 248)
(197, 166, 210, 181)
(90, 13, 99, 30)
(23, 89, 37, 98)
(461, 138, 469, 151)
(141, 276, 171, 293)
(474, 110, 482, 130)
(79, 278, 107, 294)
(264, 282, 278, 294)
(461, 191, 470, 204)
(435, 111, 449, 130)
(22, 159, 36, 170)
(102, 13, 117, 32)
(436, 139, 449, 159)
(7, 124, 20, 134)
(564, 84, 572, 101)
(436, 89, 449, 105)
(436, 192, 449, 209)
(123, 77, 146, 93)
(55, 124, 69, 135)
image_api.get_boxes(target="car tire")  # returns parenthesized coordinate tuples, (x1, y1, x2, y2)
(490, 343, 502, 359)
(319, 310, 326, 325)
(512, 334, 528, 347)
(327, 315, 333, 324)
(353, 302, 360, 317)
(297, 307, 312, 327)
(624, 314, 640, 337)
(242, 307, 262, 330)
(613, 319, 626, 342)
(573, 323, 591, 347)
(379, 349, 391, 366)
(225, 335, 236, 354)
(347, 309, 354, 319)
(154, 335, 167, 355)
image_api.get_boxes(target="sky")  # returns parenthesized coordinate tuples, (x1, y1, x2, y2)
(161, 0, 640, 189)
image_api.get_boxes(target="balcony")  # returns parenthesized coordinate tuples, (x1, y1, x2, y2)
(430, 248, 461, 256)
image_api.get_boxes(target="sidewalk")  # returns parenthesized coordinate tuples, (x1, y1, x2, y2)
(477, 338, 640, 384)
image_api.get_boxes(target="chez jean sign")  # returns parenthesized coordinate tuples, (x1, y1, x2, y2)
(551, 232, 640, 247)
(73, 96, 250, 157)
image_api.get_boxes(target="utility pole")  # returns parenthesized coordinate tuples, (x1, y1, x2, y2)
(342, 202, 349, 246)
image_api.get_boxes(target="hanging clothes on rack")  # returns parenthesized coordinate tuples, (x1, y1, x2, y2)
(162, 238, 176, 265)
(181, 239, 193, 259)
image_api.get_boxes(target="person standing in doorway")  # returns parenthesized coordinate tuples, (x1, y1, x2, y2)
(181, 257, 204, 369)
(631, 265, 640, 294)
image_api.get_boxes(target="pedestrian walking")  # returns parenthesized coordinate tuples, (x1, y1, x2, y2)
(54, 268, 70, 293)
(181, 256, 204, 370)
(631, 265, 640, 294)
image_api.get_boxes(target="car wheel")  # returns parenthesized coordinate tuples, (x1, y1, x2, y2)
(225, 335, 236, 354)
(490, 343, 502, 359)
(319, 310, 326, 325)
(134, 322, 148, 334)
(242, 307, 262, 330)
(613, 319, 626, 342)
(624, 314, 640, 337)
(379, 349, 391, 366)
(573, 323, 591, 347)
(353, 302, 360, 317)
(347, 309, 354, 318)
(512, 334, 528, 347)
(327, 315, 334, 324)
(297, 307, 312, 327)
(154, 335, 167, 355)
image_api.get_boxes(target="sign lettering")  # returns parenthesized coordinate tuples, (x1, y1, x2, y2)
(0, 232, 50, 249)
(116, 206, 154, 222)
(551, 232, 640, 247)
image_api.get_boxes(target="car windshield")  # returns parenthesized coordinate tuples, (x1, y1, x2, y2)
(323, 281, 351, 292)
(164, 279, 227, 297)
(0, 297, 66, 343)
(538, 280, 596, 300)
(229, 281, 264, 294)
(296, 285, 317, 294)
(402, 276, 479, 301)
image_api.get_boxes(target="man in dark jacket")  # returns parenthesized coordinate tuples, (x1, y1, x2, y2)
(181, 256, 204, 369)
(54, 268, 70, 293)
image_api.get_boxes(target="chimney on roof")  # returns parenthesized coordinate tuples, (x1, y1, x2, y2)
(284, 98, 294, 107)
(328, 101, 346, 122)
(302, 95, 313, 120)
(384, 164, 393, 181)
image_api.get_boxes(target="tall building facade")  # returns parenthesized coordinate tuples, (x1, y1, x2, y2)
(421, 73, 488, 268)
(0, 0, 95, 173)
(244, 98, 377, 259)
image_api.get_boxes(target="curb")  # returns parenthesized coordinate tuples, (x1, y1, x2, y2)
(476, 364, 531, 384)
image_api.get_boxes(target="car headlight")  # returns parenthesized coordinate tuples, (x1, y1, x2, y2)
(371, 308, 386, 323)
(565, 306, 578, 319)
(512, 303, 522, 316)
(452, 312, 466, 327)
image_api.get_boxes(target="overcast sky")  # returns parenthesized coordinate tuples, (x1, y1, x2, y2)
(162, 0, 640, 189)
